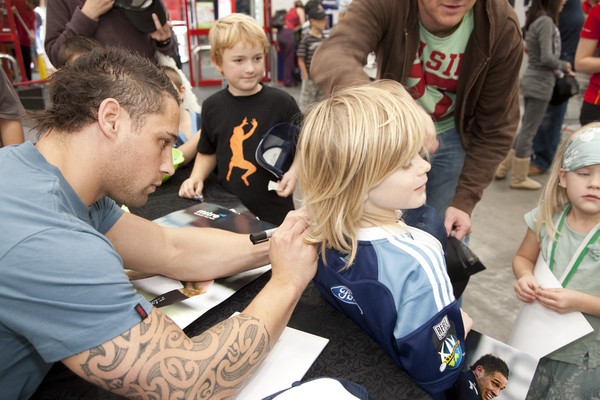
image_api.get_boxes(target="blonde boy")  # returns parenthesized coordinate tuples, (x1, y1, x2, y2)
(179, 13, 301, 225)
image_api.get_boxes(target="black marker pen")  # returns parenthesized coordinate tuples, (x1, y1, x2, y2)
(249, 228, 277, 244)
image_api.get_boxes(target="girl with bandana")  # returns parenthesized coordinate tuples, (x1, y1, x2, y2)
(513, 123, 600, 398)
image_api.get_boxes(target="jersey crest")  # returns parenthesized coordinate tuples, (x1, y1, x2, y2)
(432, 315, 464, 372)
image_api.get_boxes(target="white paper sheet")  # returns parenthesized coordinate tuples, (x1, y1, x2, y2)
(132, 265, 271, 328)
(250, 378, 358, 400)
(508, 254, 593, 359)
(237, 323, 329, 399)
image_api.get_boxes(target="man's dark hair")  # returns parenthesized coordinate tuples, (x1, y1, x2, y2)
(304, 0, 322, 17)
(470, 354, 510, 379)
(30, 47, 180, 139)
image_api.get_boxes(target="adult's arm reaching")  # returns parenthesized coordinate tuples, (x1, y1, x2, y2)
(65, 210, 318, 398)
(106, 208, 269, 282)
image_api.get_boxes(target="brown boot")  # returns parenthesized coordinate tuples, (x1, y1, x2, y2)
(510, 157, 542, 190)
(495, 149, 515, 180)
(528, 164, 546, 176)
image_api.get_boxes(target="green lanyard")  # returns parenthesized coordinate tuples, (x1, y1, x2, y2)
(548, 204, 600, 287)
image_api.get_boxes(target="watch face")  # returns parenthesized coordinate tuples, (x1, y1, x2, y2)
(114, 0, 153, 11)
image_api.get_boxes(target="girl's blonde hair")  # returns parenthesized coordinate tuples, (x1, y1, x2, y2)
(535, 122, 600, 240)
(298, 80, 432, 269)
(208, 13, 269, 66)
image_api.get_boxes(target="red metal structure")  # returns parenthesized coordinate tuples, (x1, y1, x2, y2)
(0, 0, 27, 82)
(182, 0, 274, 87)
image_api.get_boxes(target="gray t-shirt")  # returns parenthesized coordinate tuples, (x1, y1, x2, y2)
(0, 142, 153, 399)
(0, 68, 25, 120)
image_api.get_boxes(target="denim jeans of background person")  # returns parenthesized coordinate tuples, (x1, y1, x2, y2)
(425, 127, 465, 220)
(400, 128, 465, 244)
(530, 0, 585, 174)
(531, 100, 568, 172)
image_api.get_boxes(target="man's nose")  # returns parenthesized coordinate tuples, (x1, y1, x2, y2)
(161, 150, 175, 176)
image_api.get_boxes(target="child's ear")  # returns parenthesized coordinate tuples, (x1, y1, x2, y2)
(558, 169, 567, 188)
(211, 56, 224, 75)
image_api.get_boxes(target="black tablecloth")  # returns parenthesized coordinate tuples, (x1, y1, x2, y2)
(33, 166, 430, 400)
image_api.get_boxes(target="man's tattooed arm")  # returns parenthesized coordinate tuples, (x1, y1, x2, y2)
(62, 309, 270, 399)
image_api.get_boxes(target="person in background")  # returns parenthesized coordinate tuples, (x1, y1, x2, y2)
(44, 0, 176, 67)
(32, 1, 43, 73)
(161, 65, 200, 167)
(179, 14, 302, 226)
(529, 0, 585, 177)
(513, 124, 600, 399)
(495, 0, 571, 190)
(445, 354, 510, 400)
(297, 80, 472, 399)
(0, 47, 317, 399)
(12, 0, 39, 80)
(297, 7, 327, 112)
(277, 0, 305, 87)
(56, 34, 102, 66)
(0, 68, 25, 147)
(300, 0, 326, 38)
(310, 0, 523, 241)
(576, 0, 600, 125)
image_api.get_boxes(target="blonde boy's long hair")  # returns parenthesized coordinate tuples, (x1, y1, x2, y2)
(536, 122, 600, 240)
(208, 13, 269, 66)
(298, 80, 431, 269)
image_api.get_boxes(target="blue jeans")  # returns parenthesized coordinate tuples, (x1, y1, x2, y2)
(426, 127, 465, 219)
(531, 100, 568, 171)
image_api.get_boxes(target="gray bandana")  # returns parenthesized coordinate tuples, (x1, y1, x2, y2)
(562, 128, 600, 171)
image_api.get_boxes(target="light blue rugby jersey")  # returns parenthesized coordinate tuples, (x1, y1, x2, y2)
(313, 225, 465, 396)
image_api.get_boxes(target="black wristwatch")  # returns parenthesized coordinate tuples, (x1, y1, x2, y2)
(155, 38, 172, 48)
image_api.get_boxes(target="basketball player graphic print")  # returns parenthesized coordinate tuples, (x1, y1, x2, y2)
(226, 117, 258, 186)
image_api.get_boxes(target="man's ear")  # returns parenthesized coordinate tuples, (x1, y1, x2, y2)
(97, 98, 122, 140)
(474, 365, 484, 377)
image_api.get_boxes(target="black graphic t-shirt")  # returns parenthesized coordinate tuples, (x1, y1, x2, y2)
(198, 84, 302, 225)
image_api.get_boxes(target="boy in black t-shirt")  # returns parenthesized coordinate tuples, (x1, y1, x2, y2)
(178, 13, 302, 225)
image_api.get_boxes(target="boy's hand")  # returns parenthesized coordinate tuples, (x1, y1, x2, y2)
(460, 308, 473, 338)
(276, 169, 297, 197)
(514, 274, 538, 303)
(179, 177, 204, 200)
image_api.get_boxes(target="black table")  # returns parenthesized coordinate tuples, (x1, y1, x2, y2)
(33, 166, 430, 400)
